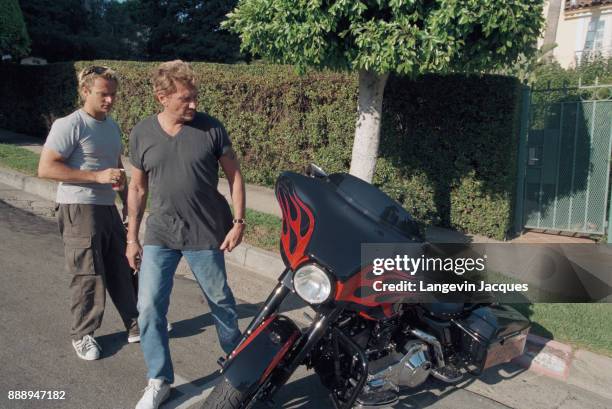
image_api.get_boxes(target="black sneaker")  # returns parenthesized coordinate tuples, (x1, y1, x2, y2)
(128, 328, 141, 343)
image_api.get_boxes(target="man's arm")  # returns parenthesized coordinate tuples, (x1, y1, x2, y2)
(125, 165, 148, 270)
(219, 147, 246, 252)
(38, 146, 121, 184)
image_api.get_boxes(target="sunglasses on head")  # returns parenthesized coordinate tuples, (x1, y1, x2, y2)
(82, 66, 110, 77)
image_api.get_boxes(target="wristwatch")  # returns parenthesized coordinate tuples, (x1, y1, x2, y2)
(233, 218, 246, 225)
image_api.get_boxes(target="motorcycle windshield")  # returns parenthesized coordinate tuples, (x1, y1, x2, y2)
(275, 172, 422, 280)
(326, 173, 422, 240)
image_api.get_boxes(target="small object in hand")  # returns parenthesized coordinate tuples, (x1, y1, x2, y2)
(112, 168, 126, 191)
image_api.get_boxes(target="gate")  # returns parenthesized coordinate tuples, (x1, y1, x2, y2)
(515, 85, 612, 238)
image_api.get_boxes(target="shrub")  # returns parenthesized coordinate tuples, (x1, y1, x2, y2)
(0, 61, 523, 239)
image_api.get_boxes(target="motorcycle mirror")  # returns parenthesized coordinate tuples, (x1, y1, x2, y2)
(305, 163, 328, 179)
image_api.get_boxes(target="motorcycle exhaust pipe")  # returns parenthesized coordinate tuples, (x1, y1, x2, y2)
(410, 329, 445, 368)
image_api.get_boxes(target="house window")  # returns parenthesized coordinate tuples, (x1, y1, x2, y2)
(584, 19, 605, 51)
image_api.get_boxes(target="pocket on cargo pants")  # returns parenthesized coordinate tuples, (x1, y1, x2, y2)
(63, 236, 99, 276)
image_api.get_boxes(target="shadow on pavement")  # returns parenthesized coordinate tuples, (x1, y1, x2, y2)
(96, 331, 132, 359)
(166, 370, 221, 409)
(253, 361, 530, 408)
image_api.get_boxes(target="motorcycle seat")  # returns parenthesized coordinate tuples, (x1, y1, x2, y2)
(420, 303, 465, 319)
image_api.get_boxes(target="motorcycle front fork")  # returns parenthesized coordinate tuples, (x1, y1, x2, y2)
(225, 268, 345, 405)
(243, 269, 293, 340)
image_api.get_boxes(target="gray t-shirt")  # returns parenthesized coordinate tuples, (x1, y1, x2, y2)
(44, 109, 122, 205)
(129, 112, 234, 250)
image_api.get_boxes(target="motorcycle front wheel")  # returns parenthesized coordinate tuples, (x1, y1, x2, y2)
(202, 378, 256, 409)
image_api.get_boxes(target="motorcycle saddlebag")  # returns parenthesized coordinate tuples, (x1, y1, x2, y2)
(456, 305, 530, 373)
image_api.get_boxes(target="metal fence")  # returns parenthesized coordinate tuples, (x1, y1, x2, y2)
(516, 85, 612, 238)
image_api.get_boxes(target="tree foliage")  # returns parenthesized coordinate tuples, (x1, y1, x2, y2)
(20, 0, 143, 61)
(19, 0, 242, 62)
(137, 0, 243, 62)
(224, 0, 545, 76)
(225, 0, 545, 182)
(0, 0, 31, 59)
(532, 57, 612, 103)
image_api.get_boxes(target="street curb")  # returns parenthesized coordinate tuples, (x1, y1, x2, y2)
(0, 166, 57, 202)
(514, 334, 573, 381)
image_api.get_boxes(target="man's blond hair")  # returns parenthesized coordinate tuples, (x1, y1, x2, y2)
(77, 66, 119, 99)
(152, 60, 197, 96)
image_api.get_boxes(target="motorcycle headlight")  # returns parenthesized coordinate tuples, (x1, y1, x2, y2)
(293, 264, 333, 304)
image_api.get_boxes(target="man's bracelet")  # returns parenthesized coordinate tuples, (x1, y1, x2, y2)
(233, 218, 246, 225)
(126, 240, 139, 245)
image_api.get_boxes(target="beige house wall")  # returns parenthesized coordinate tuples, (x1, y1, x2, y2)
(550, 5, 612, 67)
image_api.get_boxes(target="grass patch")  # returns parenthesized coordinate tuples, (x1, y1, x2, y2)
(0, 144, 39, 176)
(512, 303, 612, 357)
(243, 208, 281, 253)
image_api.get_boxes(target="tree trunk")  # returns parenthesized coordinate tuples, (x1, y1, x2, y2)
(349, 69, 389, 183)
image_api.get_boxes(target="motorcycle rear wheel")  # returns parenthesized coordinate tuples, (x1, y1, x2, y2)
(202, 379, 256, 409)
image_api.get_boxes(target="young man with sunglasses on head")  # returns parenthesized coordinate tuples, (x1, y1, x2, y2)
(38, 65, 140, 361)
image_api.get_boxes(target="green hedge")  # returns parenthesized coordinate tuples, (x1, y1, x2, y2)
(0, 61, 523, 239)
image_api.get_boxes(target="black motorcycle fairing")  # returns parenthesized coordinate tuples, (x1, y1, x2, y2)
(275, 172, 421, 280)
(223, 315, 300, 395)
(326, 173, 421, 241)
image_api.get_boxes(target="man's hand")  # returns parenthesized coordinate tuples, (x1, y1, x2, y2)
(113, 169, 127, 191)
(126, 242, 143, 270)
(220, 224, 245, 252)
(95, 168, 124, 184)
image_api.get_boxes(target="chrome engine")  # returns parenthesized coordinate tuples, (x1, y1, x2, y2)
(362, 339, 433, 394)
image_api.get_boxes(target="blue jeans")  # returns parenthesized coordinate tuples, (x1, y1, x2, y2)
(137, 246, 241, 383)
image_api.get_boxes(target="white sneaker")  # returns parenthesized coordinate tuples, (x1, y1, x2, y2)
(72, 335, 101, 361)
(129, 323, 172, 344)
(135, 379, 170, 409)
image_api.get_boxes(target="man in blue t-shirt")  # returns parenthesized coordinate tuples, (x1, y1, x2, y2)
(38, 66, 139, 361)
(126, 60, 245, 409)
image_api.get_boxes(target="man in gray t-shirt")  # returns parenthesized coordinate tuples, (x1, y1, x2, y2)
(38, 66, 139, 361)
(127, 60, 245, 409)
(128, 111, 234, 250)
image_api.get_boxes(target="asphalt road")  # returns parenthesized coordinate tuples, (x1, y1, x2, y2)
(2, 198, 607, 409)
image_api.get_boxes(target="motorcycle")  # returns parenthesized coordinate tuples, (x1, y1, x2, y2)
(203, 165, 530, 409)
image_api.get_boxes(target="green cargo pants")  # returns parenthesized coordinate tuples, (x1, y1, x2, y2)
(58, 204, 138, 341)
